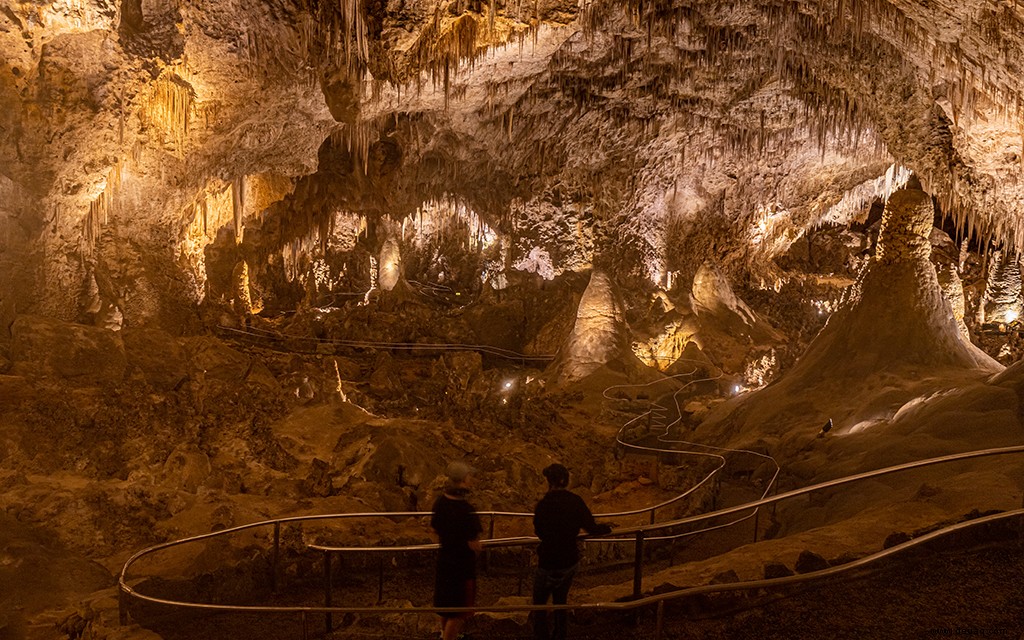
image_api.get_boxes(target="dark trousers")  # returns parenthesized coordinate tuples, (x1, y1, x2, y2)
(532, 563, 578, 640)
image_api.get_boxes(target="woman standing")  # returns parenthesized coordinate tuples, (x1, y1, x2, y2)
(431, 461, 482, 640)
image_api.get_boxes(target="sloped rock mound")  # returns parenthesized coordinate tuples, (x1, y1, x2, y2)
(787, 187, 998, 381)
(696, 185, 1002, 449)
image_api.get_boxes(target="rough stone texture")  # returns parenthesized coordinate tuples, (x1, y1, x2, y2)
(3, 2, 1024, 636)
(10, 315, 126, 384)
(2, 0, 1023, 326)
(789, 186, 999, 380)
(122, 327, 188, 390)
(794, 549, 830, 573)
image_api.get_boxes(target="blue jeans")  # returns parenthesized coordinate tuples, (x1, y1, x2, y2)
(532, 563, 578, 640)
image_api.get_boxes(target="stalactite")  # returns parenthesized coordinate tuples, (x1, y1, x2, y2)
(82, 161, 125, 253)
(232, 176, 246, 244)
(148, 72, 194, 155)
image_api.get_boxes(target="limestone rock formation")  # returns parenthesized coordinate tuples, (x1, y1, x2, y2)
(10, 315, 126, 384)
(4, 0, 1024, 635)
(788, 185, 1000, 381)
(694, 185, 1003, 452)
(547, 269, 653, 385)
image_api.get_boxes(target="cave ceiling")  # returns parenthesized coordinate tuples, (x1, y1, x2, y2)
(0, 0, 1023, 323)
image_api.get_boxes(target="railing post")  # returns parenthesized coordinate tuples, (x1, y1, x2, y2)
(271, 521, 280, 593)
(771, 480, 779, 519)
(654, 599, 665, 640)
(517, 548, 529, 597)
(484, 514, 495, 572)
(633, 530, 645, 597)
(301, 611, 308, 640)
(117, 584, 128, 626)
(323, 551, 333, 633)
(753, 508, 760, 543)
(650, 507, 656, 525)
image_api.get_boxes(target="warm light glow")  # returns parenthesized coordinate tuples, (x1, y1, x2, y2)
(631, 320, 691, 371)
(515, 247, 556, 280)
(379, 238, 401, 291)
(811, 299, 836, 316)
(743, 349, 778, 390)
(1005, 309, 1019, 323)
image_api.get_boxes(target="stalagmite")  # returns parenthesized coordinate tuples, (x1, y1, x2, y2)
(378, 237, 401, 291)
(547, 269, 651, 384)
(980, 250, 1023, 325)
(784, 182, 1001, 381)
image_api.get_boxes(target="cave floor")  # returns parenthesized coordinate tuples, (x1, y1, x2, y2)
(131, 532, 1024, 640)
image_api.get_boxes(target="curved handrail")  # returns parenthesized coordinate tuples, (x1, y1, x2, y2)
(604, 359, 781, 542)
(119, 444, 1024, 618)
(121, 506, 1024, 616)
(218, 325, 556, 362)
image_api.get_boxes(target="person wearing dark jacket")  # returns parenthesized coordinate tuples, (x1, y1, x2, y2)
(532, 463, 612, 640)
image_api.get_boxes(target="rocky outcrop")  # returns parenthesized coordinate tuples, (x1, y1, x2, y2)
(787, 185, 1000, 381)
(10, 315, 126, 384)
(122, 327, 188, 391)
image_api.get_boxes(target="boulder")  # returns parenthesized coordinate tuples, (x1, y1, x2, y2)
(10, 315, 125, 384)
(303, 458, 333, 497)
(182, 336, 281, 402)
(709, 569, 740, 584)
(122, 327, 187, 390)
(794, 550, 829, 573)
(162, 446, 212, 493)
(763, 562, 794, 579)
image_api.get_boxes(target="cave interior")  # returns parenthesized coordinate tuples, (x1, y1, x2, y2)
(3, 0, 1024, 637)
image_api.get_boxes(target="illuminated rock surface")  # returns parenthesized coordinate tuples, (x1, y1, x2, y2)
(3, 0, 1024, 637)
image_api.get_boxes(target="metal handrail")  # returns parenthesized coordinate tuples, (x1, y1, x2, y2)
(218, 325, 556, 362)
(120, 506, 1024, 616)
(119, 443, 1024, 631)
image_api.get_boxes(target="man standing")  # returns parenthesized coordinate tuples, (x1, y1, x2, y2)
(532, 463, 612, 640)
(432, 461, 483, 640)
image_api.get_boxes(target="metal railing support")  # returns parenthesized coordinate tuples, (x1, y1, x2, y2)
(271, 521, 280, 593)
(633, 530, 645, 597)
(118, 584, 128, 626)
(323, 551, 333, 633)
(484, 514, 496, 572)
(770, 480, 779, 519)
(116, 446, 1024, 638)
(517, 548, 529, 596)
(654, 600, 665, 640)
(753, 508, 760, 543)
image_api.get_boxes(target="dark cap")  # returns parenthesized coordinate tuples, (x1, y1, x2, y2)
(543, 463, 569, 487)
